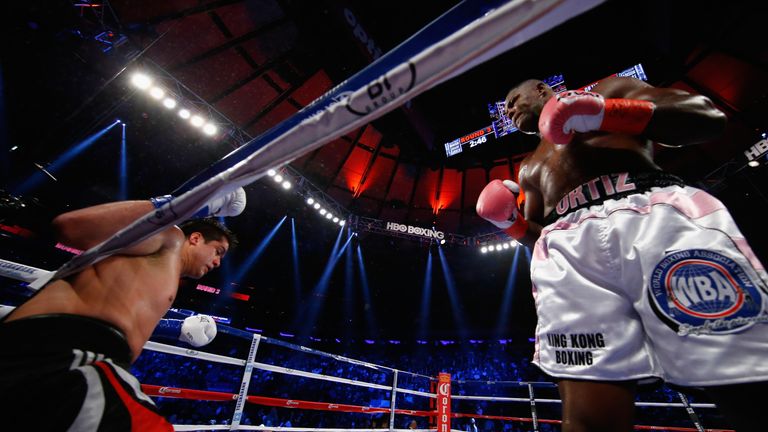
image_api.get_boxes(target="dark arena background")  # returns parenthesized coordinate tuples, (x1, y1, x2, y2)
(1, 0, 767, 430)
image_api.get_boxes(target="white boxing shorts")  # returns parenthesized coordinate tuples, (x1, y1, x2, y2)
(530, 172, 768, 386)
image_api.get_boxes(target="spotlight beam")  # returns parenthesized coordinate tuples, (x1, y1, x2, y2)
(437, 246, 469, 340)
(291, 218, 302, 300)
(14, 120, 121, 194)
(119, 122, 128, 200)
(230, 216, 287, 284)
(418, 249, 433, 340)
(296, 228, 353, 338)
(356, 245, 378, 339)
(496, 246, 521, 337)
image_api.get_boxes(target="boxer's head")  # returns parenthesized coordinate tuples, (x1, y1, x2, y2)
(505, 79, 554, 134)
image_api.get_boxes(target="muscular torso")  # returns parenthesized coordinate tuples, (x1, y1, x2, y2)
(7, 231, 183, 361)
(520, 132, 659, 222)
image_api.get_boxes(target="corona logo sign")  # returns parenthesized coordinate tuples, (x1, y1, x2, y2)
(436, 373, 452, 432)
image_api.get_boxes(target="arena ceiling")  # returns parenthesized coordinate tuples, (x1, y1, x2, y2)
(3, 0, 767, 341)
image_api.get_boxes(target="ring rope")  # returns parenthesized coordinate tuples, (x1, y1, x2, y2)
(141, 384, 729, 432)
(144, 341, 402, 393)
(0, 259, 729, 429)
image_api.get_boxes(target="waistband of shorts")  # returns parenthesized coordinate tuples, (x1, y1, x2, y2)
(0, 314, 132, 365)
(543, 171, 685, 226)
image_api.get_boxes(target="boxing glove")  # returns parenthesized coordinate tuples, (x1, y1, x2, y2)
(151, 187, 247, 218)
(538, 90, 655, 145)
(476, 179, 529, 239)
(153, 314, 218, 347)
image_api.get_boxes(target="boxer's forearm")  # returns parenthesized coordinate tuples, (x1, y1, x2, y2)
(52, 201, 159, 250)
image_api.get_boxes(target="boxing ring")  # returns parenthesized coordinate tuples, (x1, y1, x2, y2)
(0, 0, 745, 430)
(0, 257, 736, 431)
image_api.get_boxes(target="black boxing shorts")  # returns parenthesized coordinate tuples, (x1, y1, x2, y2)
(0, 314, 173, 431)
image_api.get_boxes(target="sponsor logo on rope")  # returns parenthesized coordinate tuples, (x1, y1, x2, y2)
(185, 349, 199, 356)
(346, 62, 417, 116)
(158, 387, 181, 394)
(649, 249, 767, 335)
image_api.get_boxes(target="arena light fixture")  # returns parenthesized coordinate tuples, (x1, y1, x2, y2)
(307, 197, 314, 205)
(267, 169, 276, 177)
(339, 220, 346, 226)
(273, 174, 283, 183)
(281, 181, 292, 189)
(162, 98, 177, 109)
(178, 109, 191, 119)
(202, 123, 218, 136)
(131, 73, 152, 90)
(190, 115, 205, 128)
(480, 246, 488, 253)
(149, 87, 165, 100)
(748, 160, 760, 167)
(319, 208, 327, 216)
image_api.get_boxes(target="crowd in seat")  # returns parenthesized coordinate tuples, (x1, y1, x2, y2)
(131, 338, 727, 430)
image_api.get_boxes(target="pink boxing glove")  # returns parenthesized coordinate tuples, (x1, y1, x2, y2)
(538, 90, 655, 145)
(476, 179, 528, 240)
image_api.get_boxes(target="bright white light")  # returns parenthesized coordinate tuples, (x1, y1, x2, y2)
(202, 123, 218, 136)
(267, 169, 276, 177)
(178, 109, 191, 119)
(339, 220, 346, 226)
(190, 115, 205, 127)
(281, 181, 291, 189)
(319, 209, 327, 215)
(509, 241, 517, 248)
(481, 246, 488, 253)
(748, 160, 760, 167)
(325, 213, 333, 219)
(313, 203, 321, 210)
(495, 244, 502, 251)
(149, 87, 165, 100)
(332, 217, 339, 223)
(502, 243, 510, 249)
(131, 73, 152, 90)
(162, 98, 177, 109)
(273, 174, 283, 183)
(440, 239, 446, 245)
(307, 198, 314, 205)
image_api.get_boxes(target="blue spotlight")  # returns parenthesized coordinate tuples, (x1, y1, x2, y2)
(118, 122, 128, 200)
(230, 215, 287, 283)
(295, 226, 352, 337)
(496, 246, 521, 337)
(356, 245, 378, 338)
(291, 218, 302, 300)
(344, 235, 354, 338)
(437, 245, 469, 340)
(14, 119, 122, 194)
(418, 249, 433, 340)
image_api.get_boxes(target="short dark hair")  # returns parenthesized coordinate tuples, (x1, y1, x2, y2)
(179, 218, 238, 248)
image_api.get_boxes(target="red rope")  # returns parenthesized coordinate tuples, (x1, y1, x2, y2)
(141, 384, 733, 431)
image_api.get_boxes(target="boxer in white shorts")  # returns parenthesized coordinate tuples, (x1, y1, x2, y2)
(476, 76, 767, 431)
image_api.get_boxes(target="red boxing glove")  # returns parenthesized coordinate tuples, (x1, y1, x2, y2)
(476, 179, 529, 240)
(538, 90, 655, 145)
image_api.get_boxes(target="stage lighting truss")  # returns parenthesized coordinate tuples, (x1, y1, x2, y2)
(129, 71, 220, 138)
(266, 168, 347, 228)
(479, 240, 518, 254)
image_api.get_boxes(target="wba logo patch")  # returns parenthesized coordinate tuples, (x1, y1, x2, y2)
(649, 249, 767, 335)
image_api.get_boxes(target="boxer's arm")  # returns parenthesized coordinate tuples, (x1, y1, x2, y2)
(52, 201, 178, 255)
(516, 178, 544, 249)
(594, 77, 727, 146)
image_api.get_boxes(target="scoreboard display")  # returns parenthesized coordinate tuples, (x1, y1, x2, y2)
(444, 64, 648, 157)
